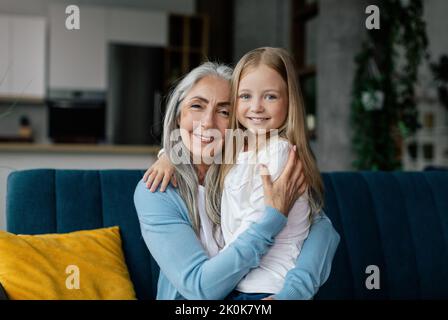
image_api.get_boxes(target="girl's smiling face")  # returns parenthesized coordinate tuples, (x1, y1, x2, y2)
(236, 64, 288, 133)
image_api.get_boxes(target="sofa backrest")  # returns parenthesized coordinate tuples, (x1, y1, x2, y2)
(316, 171, 448, 299)
(6, 169, 448, 299)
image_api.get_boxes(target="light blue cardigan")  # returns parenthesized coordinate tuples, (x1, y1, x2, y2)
(134, 180, 340, 300)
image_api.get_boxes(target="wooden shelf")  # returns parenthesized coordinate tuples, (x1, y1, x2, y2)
(291, 1, 319, 138)
(164, 13, 209, 92)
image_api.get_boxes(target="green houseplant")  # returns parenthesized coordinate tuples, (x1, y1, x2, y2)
(351, 0, 428, 170)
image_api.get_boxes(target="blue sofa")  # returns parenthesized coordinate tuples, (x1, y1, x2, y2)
(6, 169, 448, 299)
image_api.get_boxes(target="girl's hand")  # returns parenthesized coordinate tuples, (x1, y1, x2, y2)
(259, 145, 307, 216)
(143, 153, 177, 192)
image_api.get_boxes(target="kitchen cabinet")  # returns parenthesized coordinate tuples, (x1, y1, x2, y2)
(0, 15, 46, 99)
(48, 4, 107, 91)
(11, 17, 46, 98)
(0, 16, 10, 95)
(164, 14, 209, 91)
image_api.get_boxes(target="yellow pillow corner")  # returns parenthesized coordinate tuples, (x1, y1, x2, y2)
(0, 226, 137, 300)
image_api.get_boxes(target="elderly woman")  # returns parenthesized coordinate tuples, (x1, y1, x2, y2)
(134, 62, 339, 300)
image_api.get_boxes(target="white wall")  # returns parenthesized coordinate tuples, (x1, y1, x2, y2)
(0, 152, 156, 230)
(107, 8, 168, 46)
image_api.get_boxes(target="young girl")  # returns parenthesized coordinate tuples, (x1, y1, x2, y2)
(145, 47, 324, 299)
(218, 47, 324, 298)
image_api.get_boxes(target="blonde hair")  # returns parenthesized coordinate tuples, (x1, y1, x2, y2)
(220, 47, 324, 215)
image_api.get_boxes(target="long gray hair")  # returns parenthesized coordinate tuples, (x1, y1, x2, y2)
(162, 62, 233, 240)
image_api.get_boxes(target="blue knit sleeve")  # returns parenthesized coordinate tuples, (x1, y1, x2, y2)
(133, 180, 286, 300)
(274, 211, 340, 300)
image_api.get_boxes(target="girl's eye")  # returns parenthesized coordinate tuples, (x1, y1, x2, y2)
(239, 93, 251, 100)
(266, 94, 277, 100)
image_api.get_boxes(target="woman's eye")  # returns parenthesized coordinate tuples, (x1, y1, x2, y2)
(190, 104, 202, 109)
(219, 110, 230, 117)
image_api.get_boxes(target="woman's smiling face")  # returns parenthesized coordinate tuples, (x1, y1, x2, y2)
(178, 75, 231, 161)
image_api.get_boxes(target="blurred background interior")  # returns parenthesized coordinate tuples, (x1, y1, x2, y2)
(0, 0, 447, 229)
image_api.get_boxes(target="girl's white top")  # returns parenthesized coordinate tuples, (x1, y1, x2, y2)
(220, 137, 311, 294)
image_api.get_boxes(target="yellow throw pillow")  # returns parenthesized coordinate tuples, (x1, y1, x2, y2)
(0, 226, 136, 300)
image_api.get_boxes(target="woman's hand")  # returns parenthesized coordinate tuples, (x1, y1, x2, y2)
(143, 153, 177, 192)
(259, 145, 307, 216)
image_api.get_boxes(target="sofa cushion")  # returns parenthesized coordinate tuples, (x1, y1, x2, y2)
(0, 226, 136, 299)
